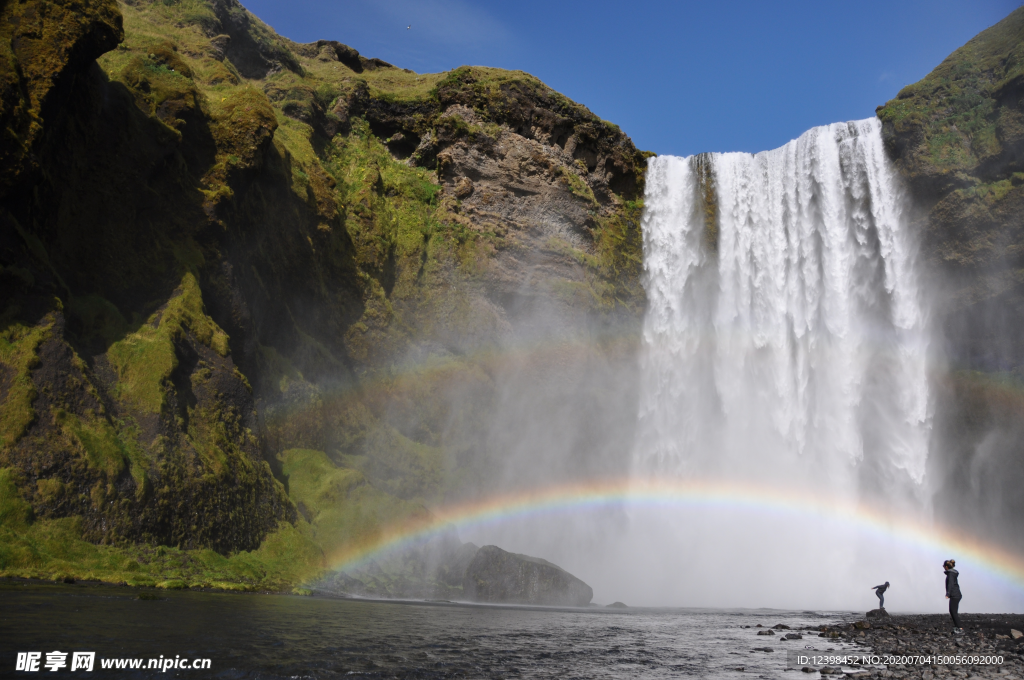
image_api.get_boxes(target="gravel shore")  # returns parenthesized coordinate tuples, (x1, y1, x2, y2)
(802, 613, 1024, 678)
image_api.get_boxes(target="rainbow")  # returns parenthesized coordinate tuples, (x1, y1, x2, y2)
(325, 477, 1024, 592)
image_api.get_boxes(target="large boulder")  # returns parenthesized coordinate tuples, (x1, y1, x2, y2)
(462, 545, 593, 606)
(437, 542, 480, 587)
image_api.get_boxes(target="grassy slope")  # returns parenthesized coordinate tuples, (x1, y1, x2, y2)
(877, 8, 1024, 549)
(877, 7, 1024, 313)
(877, 8, 1024, 182)
(0, 0, 647, 590)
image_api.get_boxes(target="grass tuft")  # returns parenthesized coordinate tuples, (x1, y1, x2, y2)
(0, 317, 53, 449)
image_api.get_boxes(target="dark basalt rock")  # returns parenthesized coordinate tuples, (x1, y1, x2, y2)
(866, 608, 889, 618)
(814, 613, 1024, 679)
(462, 545, 593, 606)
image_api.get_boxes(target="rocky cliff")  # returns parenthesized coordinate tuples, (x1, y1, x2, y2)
(0, 0, 646, 587)
(3, 0, 1022, 592)
(877, 7, 1024, 549)
(877, 7, 1024, 371)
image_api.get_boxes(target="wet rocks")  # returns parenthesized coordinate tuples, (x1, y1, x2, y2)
(867, 608, 890, 619)
(815, 613, 1024, 679)
(462, 545, 593, 606)
(757, 629, 776, 636)
(315, 529, 481, 600)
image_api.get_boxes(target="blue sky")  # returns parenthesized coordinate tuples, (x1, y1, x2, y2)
(242, 0, 1019, 157)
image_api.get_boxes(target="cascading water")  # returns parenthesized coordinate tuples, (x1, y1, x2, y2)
(466, 119, 1022, 610)
(636, 118, 931, 501)
(625, 119, 948, 608)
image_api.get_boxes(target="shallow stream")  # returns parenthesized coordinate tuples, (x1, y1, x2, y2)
(1, 581, 864, 678)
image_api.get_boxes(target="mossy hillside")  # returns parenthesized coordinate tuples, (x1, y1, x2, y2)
(0, 0, 123, 194)
(304, 59, 649, 310)
(108, 271, 229, 415)
(875, 6, 1024, 274)
(53, 409, 148, 488)
(0, 315, 52, 448)
(0, 466, 325, 589)
(93, 0, 648, 357)
(877, 7, 1024, 179)
(1, 0, 649, 590)
(5, 22, 219, 309)
(0, 0, 299, 553)
(263, 357, 494, 507)
(0, 310, 153, 541)
(876, 8, 1024, 554)
(425, 65, 642, 181)
(316, 117, 558, 366)
(278, 449, 473, 598)
(0, 304, 294, 554)
(877, 7, 1024, 372)
(278, 448, 428, 558)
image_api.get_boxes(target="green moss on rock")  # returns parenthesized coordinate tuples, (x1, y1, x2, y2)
(0, 316, 53, 448)
(53, 409, 148, 486)
(877, 8, 1024, 179)
(0, 0, 123, 195)
(0, 465, 322, 588)
(108, 272, 229, 414)
(0, 0, 649, 592)
(877, 7, 1024, 371)
(278, 448, 427, 558)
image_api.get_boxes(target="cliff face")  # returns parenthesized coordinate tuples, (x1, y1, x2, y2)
(877, 8, 1024, 548)
(10, 0, 1018, 591)
(877, 7, 1024, 370)
(0, 0, 646, 586)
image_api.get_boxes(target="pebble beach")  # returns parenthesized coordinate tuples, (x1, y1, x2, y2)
(796, 613, 1024, 678)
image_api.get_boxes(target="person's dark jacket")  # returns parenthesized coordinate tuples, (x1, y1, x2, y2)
(945, 569, 961, 598)
(873, 582, 889, 594)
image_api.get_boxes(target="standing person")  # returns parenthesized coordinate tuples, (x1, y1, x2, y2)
(871, 581, 890, 609)
(944, 559, 963, 634)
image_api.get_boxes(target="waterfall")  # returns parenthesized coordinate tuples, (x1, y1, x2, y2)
(474, 120, 1022, 609)
(636, 118, 931, 503)
(606, 119, 949, 607)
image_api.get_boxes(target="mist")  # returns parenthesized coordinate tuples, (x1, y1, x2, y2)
(423, 117, 1024, 612)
